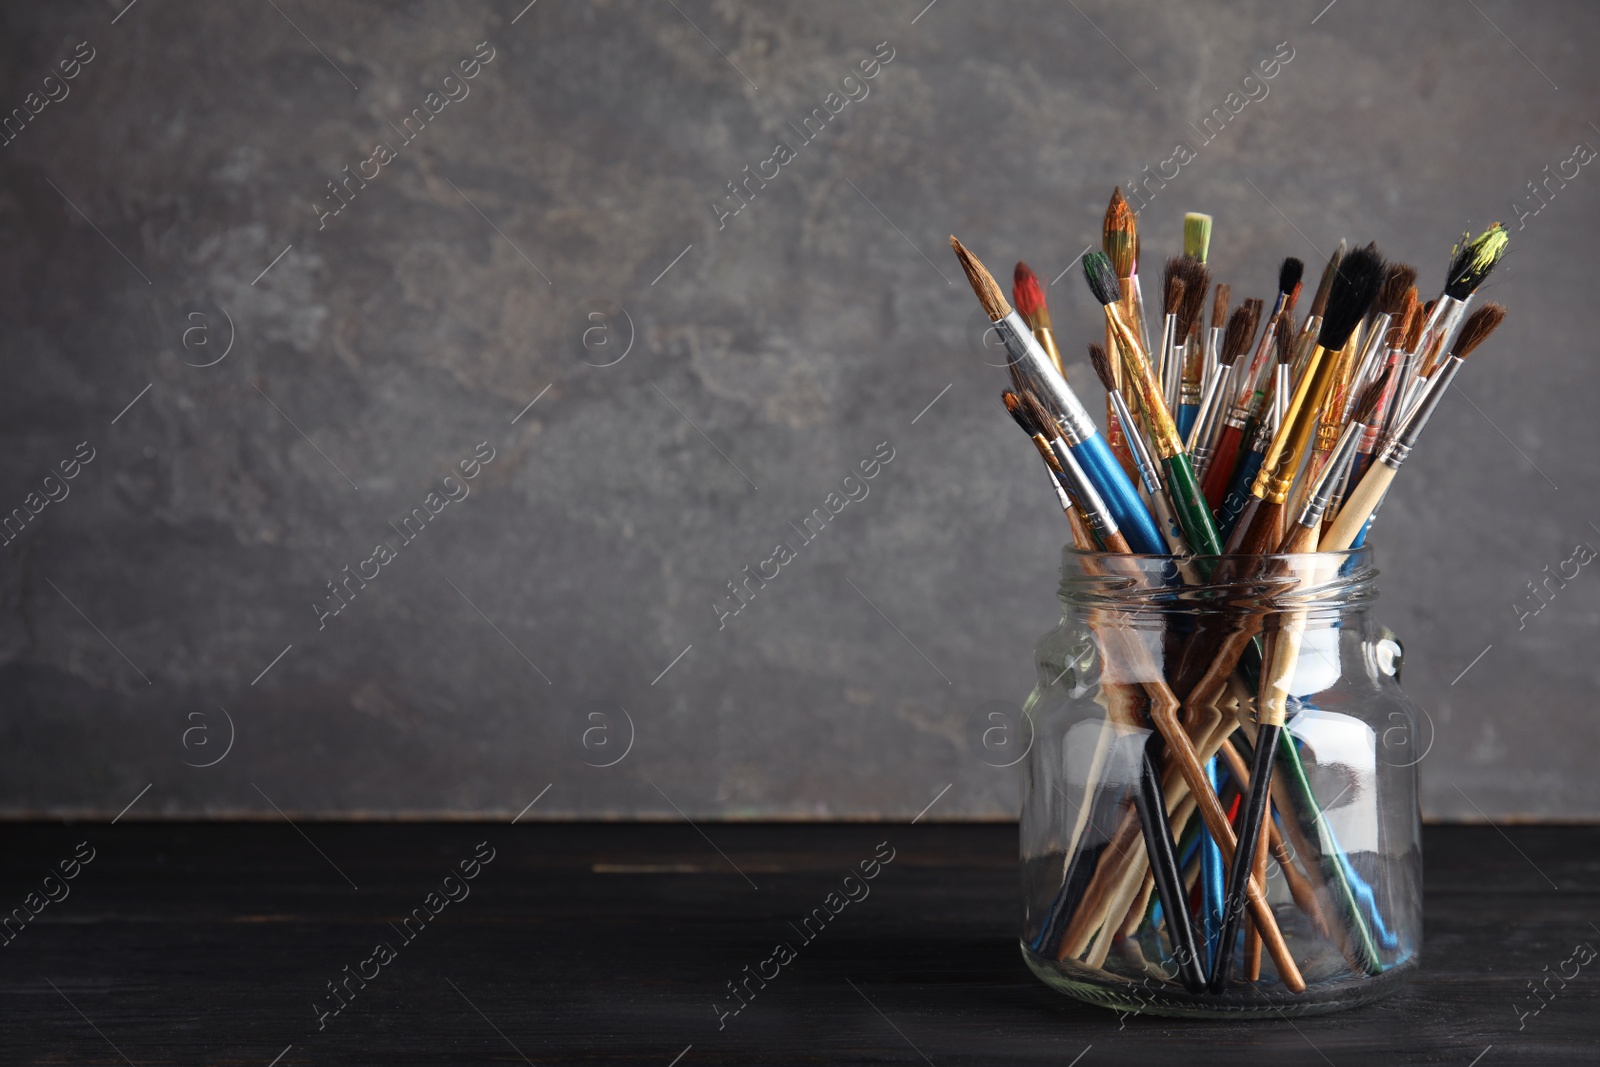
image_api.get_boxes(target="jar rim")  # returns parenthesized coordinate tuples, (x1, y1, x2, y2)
(1056, 544, 1379, 614)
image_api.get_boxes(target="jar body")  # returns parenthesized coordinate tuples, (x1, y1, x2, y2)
(1019, 548, 1422, 1018)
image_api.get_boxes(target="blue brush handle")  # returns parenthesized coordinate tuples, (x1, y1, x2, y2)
(1176, 403, 1198, 443)
(1068, 433, 1165, 554)
(1214, 447, 1266, 545)
(1200, 756, 1226, 972)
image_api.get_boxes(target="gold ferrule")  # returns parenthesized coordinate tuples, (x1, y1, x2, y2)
(1313, 334, 1361, 452)
(1105, 306, 1182, 460)
(1252, 341, 1343, 504)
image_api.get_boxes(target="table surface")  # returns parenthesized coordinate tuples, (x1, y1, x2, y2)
(0, 822, 1593, 1065)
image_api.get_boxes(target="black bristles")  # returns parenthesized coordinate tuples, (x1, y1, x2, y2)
(1278, 257, 1304, 297)
(1001, 390, 1037, 436)
(1316, 243, 1385, 351)
(1082, 251, 1121, 307)
(1087, 343, 1117, 394)
(1443, 224, 1509, 301)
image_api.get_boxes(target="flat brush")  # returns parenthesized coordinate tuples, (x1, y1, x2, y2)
(1088, 343, 1198, 576)
(1323, 303, 1507, 551)
(1201, 258, 1303, 508)
(1227, 243, 1386, 557)
(1086, 251, 1227, 561)
(952, 236, 1167, 554)
(1014, 262, 1065, 379)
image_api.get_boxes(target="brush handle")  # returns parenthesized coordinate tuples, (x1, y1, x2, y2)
(1136, 744, 1207, 992)
(1199, 757, 1226, 974)
(1176, 403, 1199, 444)
(1162, 454, 1224, 562)
(1201, 424, 1246, 510)
(1069, 434, 1166, 555)
(1208, 722, 1281, 992)
(1321, 462, 1397, 551)
(1215, 449, 1265, 546)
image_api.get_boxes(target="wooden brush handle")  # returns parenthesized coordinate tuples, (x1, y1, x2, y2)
(1216, 738, 1327, 939)
(1321, 462, 1396, 550)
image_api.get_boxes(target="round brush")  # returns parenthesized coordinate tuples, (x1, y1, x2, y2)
(1014, 261, 1065, 379)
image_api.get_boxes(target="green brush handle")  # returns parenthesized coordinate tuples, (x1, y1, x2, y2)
(1163, 453, 1224, 563)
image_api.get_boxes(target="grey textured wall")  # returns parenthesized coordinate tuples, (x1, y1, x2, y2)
(1, 0, 1595, 821)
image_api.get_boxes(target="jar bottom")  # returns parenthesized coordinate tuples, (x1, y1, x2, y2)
(1021, 943, 1417, 1019)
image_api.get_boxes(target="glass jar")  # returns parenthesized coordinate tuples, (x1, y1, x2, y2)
(1019, 547, 1421, 1018)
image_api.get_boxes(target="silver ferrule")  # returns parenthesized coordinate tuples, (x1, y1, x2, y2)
(1274, 363, 1290, 428)
(1298, 422, 1362, 528)
(1416, 294, 1468, 366)
(1204, 325, 1224, 391)
(1129, 274, 1154, 360)
(1380, 354, 1463, 469)
(1109, 389, 1161, 496)
(1159, 314, 1181, 407)
(1185, 366, 1230, 462)
(1049, 436, 1117, 536)
(1350, 311, 1393, 406)
(995, 311, 1098, 444)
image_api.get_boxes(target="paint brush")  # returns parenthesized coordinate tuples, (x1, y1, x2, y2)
(1088, 343, 1198, 573)
(1289, 241, 1346, 386)
(1184, 211, 1213, 264)
(1002, 391, 1100, 550)
(1085, 251, 1227, 560)
(1201, 258, 1303, 508)
(1103, 189, 1149, 481)
(951, 236, 1168, 554)
(1188, 298, 1260, 471)
(1015, 390, 1134, 554)
(1014, 262, 1065, 379)
(1181, 282, 1229, 440)
(1214, 318, 1293, 546)
(1225, 243, 1386, 557)
(1322, 304, 1507, 551)
(1402, 223, 1509, 413)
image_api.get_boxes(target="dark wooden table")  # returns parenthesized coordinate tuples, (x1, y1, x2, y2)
(0, 822, 1593, 1064)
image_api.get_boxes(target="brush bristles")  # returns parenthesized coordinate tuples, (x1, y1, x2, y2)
(1402, 297, 1426, 352)
(1082, 251, 1121, 307)
(1176, 259, 1210, 340)
(1103, 188, 1137, 279)
(1379, 264, 1419, 317)
(1184, 212, 1213, 263)
(950, 236, 1011, 321)
(1212, 283, 1231, 330)
(1087, 343, 1117, 394)
(1019, 389, 1063, 441)
(1013, 262, 1047, 322)
(1353, 376, 1387, 426)
(1317, 242, 1385, 350)
(1444, 223, 1509, 300)
(1221, 299, 1262, 365)
(1001, 390, 1036, 436)
(1450, 303, 1507, 359)
(1278, 257, 1304, 296)
(1309, 240, 1347, 319)
(1387, 287, 1419, 347)
(1276, 311, 1296, 363)
(1162, 257, 1185, 315)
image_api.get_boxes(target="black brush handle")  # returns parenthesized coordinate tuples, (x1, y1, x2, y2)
(1208, 722, 1281, 993)
(1135, 745, 1207, 993)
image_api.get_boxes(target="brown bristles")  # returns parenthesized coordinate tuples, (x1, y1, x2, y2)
(1013, 262, 1047, 324)
(1379, 264, 1418, 317)
(1402, 299, 1427, 352)
(950, 236, 1011, 321)
(1221, 298, 1262, 365)
(1001, 390, 1036, 436)
(1283, 280, 1303, 320)
(1103, 188, 1137, 280)
(1019, 389, 1064, 442)
(1163, 257, 1186, 316)
(1386, 287, 1418, 347)
(1087, 342, 1117, 394)
(1449, 303, 1507, 359)
(1211, 283, 1231, 331)
(1352, 376, 1388, 426)
(1308, 240, 1347, 319)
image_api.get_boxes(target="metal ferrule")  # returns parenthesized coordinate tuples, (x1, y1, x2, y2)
(1274, 364, 1290, 430)
(1254, 341, 1343, 504)
(1159, 315, 1182, 410)
(1380, 355, 1463, 469)
(1298, 422, 1362, 528)
(1314, 335, 1362, 452)
(1032, 324, 1064, 378)
(1109, 389, 1161, 497)
(994, 311, 1097, 444)
(1104, 307, 1183, 460)
(1350, 311, 1393, 402)
(1046, 435, 1117, 536)
(1414, 294, 1468, 378)
(1185, 364, 1231, 464)
(1205, 325, 1224, 391)
(1224, 316, 1281, 430)
(1127, 275, 1154, 362)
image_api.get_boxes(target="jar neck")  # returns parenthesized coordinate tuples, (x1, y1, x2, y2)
(1056, 546, 1378, 624)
